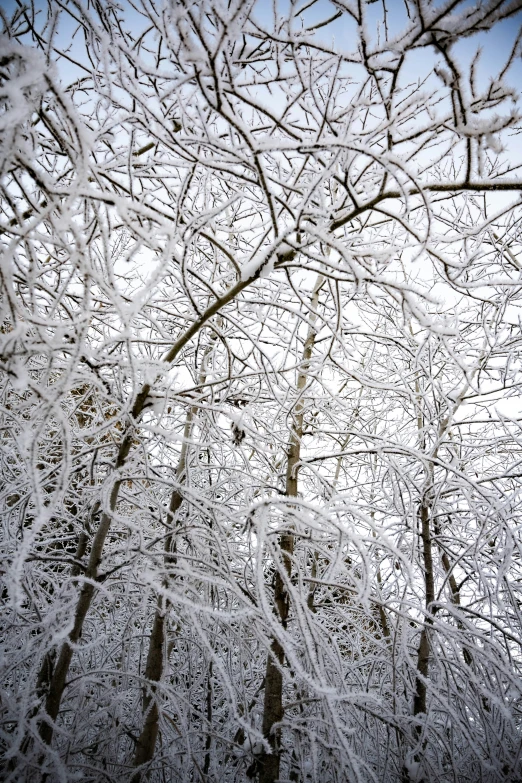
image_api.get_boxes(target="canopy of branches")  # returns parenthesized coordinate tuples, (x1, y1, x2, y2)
(1, 1, 522, 782)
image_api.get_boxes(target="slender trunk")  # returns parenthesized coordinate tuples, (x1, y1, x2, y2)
(203, 660, 213, 776)
(306, 550, 318, 612)
(10, 522, 92, 771)
(413, 499, 435, 723)
(38, 385, 151, 745)
(259, 567, 291, 783)
(404, 358, 474, 780)
(401, 494, 435, 783)
(131, 610, 165, 778)
(258, 275, 323, 783)
(410, 372, 435, 730)
(36, 525, 90, 699)
(375, 565, 391, 642)
(369, 453, 391, 644)
(404, 374, 436, 783)
(39, 482, 120, 743)
(434, 519, 492, 717)
(35, 270, 258, 750)
(132, 332, 218, 779)
(131, 425, 190, 779)
(434, 519, 473, 668)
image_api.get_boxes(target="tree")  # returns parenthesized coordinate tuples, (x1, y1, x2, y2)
(1, 0, 522, 781)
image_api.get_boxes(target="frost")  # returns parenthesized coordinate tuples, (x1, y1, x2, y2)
(8, 360, 28, 390)
(240, 248, 275, 281)
(404, 758, 422, 782)
(0, 40, 49, 176)
(2, 1, 522, 781)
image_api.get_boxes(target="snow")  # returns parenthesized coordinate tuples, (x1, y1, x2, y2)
(2, 1, 522, 780)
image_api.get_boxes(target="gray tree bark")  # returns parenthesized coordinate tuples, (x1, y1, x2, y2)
(132, 332, 218, 780)
(258, 275, 323, 783)
(36, 274, 258, 749)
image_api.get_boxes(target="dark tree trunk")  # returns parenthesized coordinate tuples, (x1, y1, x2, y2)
(258, 276, 323, 783)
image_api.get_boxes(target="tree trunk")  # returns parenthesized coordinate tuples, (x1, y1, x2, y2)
(131, 427, 190, 780)
(405, 374, 436, 783)
(258, 275, 323, 783)
(35, 272, 260, 751)
(413, 499, 435, 723)
(132, 331, 218, 780)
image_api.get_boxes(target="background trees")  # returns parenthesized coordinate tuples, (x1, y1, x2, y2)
(2, 0, 522, 781)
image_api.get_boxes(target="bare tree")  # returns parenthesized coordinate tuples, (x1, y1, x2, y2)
(2, 1, 522, 781)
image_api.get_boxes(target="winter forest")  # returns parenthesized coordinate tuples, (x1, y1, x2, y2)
(3, 0, 522, 781)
